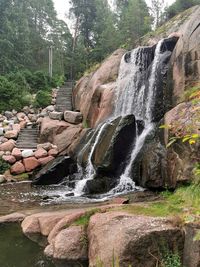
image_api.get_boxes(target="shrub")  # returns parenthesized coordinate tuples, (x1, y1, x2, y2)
(50, 74, 65, 87)
(33, 90, 51, 108)
(20, 93, 34, 107)
(21, 70, 35, 90)
(0, 76, 20, 112)
(31, 71, 50, 93)
(0, 158, 10, 174)
(6, 71, 30, 92)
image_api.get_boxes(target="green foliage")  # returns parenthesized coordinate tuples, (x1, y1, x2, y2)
(31, 71, 50, 93)
(117, 0, 152, 47)
(6, 72, 30, 92)
(0, 76, 24, 112)
(159, 124, 200, 147)
(73, 208, 101, 227)
(0, 0, 71, 77)
(161, 250, 182, 267)
(20, 93, 34, 107)
(96, 253, 124, 267)
(122, 201, 183, 217)
(184, 83, 200, 101)
(0, 158, 10, 175)
(12, 173, 29, 181)
(50, 74, 65, 88)
(33, 90, 51, 108)
(165, 0, 200, 20)
(80, 232, 88, 248)
(82, 119, 89, 129)
(193, 230, 200, 241)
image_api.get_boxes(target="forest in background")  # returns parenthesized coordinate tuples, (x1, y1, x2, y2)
(0, 0, 200, 112)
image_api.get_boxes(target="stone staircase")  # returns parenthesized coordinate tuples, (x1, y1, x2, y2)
(55, 81, 73, 112)
(16, 127, 39, 150)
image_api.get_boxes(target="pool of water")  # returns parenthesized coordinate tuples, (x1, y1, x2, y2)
(0, 223, 54, 267)
(0, 181, 109, 216)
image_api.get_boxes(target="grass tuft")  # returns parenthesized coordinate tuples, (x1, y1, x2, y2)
(73, 208, 101, 227)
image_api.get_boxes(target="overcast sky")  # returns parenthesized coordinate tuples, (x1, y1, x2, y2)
(53, 0, 176, 23)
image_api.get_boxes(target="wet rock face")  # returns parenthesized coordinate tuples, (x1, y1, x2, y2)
(32, 156, 77, 185)
(132, 137, 169, 189)
(149, 37, 179, 123)
(93, 115, 136, 176)
(78, 115, 136, 194)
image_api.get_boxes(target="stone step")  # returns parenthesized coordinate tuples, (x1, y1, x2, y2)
(17, 134, 38, 137)
(55, 82, 73, 112)
(16, 141, 37, 145)
(16, 126, 39, 150)
(17, 135, 38, 140)
(16, 144, 38, 147)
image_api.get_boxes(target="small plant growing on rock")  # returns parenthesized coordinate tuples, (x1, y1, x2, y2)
(80, 231, 88, 248)
(161, 251, 182, 267)
(73, 208, 101, 227)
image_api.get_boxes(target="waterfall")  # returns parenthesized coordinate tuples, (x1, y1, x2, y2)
(74, 39, 164, 196)
(74, 122, 109, 196)
(110, 40, 164, 194)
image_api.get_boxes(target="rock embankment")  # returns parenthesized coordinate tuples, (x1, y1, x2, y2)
(0, 206, 188, 267)
(0, 85, 86, 183)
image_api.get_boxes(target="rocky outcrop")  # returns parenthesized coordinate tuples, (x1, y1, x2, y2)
(19, 207, 186, 267)
(54, 125, 83, 154)
(167, 6, 200, 106)
(0, 140, 15, 151)
(183, 222, 200, 267)
(39, 117, 70, 143)
(88, 211, 184, 267)
(44, 226, 88, 262)
(21, 211, 71, 245)
(23, 157, 40, 172)
(64, 111, 83, 124)
(39, 117, 85, 155)
(132, 137, 169, 189)
(77, 115, 136, 194)
(164, 101, 200, 187)
(0, 212, 26, 223)
(73, 49, 126, 127)
(32, 156, 76, 185)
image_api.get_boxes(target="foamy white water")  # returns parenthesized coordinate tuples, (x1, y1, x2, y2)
(110, 40, 164, 193)
(74, 122, 109, 196)
(75, 40, 164, 196)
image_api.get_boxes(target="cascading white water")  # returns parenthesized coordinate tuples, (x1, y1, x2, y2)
(111, 40, 164, 193)
(74, 40, 164, 196)
(74, 122, 109, 196)
(74, 47, 147, 196)
(114, 47, 150, 118)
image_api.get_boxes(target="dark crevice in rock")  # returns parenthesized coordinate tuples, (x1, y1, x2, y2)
(190, 22, 200, 37)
